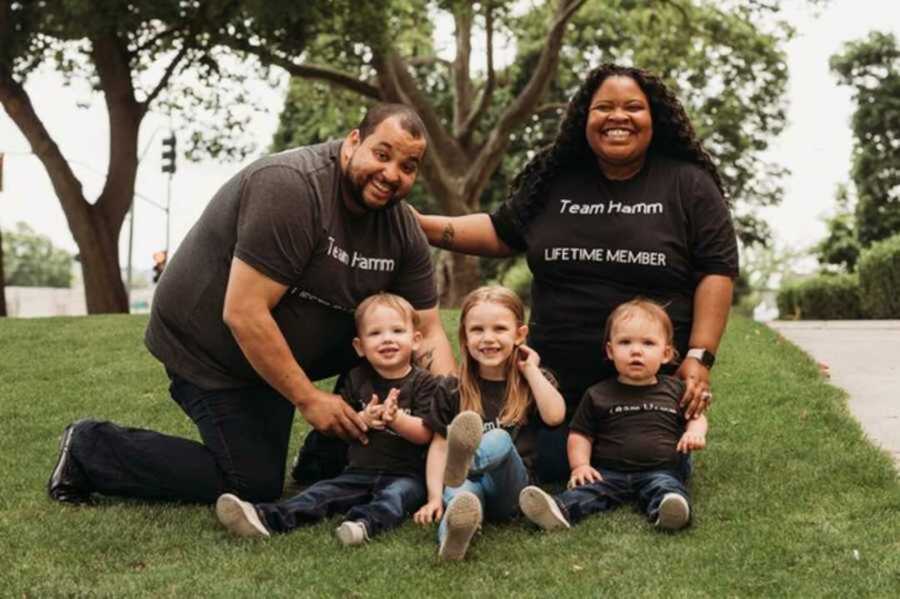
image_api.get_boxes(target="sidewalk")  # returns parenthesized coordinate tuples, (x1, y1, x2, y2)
(767, 320, 900, 470)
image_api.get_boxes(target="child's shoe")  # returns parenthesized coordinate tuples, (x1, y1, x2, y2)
(216, 493, 271, 538)
(519, 486, 571, 530)
(438, 491, 482, 561)
(655, 493, 690, 530)
(444, 411, 483, 487)
(335, 520, 369, 546)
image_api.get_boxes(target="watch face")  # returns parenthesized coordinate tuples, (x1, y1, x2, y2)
(701, 350, 715, 368)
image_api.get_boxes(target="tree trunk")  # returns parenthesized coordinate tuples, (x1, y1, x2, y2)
(0, 226, 7, 317)
(436, 251, 481, 308)
(74, 208, 129, 313)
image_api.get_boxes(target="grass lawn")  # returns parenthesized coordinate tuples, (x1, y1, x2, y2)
(1, 313, 898, 598)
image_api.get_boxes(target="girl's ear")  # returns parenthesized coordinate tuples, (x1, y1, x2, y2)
(515, 324, 528, 345)
(352, 337, 365, 358)
(411, 330, 423, 351)
(605, 341, 613, 360)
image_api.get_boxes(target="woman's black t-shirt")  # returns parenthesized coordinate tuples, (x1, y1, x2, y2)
(490, 154, 739, 403)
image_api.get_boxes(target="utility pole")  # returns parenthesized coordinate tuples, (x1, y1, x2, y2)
(161, 133, 177, 259)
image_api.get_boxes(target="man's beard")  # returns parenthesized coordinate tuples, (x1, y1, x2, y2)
(342, 153, 402, 212)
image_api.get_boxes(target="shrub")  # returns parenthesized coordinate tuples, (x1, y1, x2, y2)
(776, 273, 862, 319)
(499, 258, 533, 305)
(857, 233, 900, 318)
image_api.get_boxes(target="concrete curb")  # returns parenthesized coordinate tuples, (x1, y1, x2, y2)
(768, 320, 900, 471)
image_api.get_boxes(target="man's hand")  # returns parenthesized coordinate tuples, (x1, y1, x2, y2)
(297, 389, 368, 444)
(676, 431, 706, 454)
(568, 464, 603, 488)
(675, 358, 712, 419)
(414, 499, 444, 524)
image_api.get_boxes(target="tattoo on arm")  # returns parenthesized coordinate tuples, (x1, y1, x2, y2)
(440, 222, 455, 249)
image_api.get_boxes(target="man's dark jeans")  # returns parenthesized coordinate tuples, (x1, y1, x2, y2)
(71, 371, 294, 503)
(554, 462, 691, 525)
(255, 470, 425, 538)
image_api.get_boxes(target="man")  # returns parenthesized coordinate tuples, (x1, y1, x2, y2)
(48, 104, 455, 505)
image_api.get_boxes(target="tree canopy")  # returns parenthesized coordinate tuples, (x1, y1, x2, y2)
(2, 222, 74, 288)
(269, 0, 796, 252)
(830, 30, 900, 248)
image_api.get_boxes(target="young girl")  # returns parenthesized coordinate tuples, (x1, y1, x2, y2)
(414, 286, 565, 560)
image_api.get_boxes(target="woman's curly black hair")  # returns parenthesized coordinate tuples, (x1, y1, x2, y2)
(508, 64, 724, 224)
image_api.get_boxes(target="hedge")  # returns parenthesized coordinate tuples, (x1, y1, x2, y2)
(857, 232, 900, 318)
(776, 273, 863, 320)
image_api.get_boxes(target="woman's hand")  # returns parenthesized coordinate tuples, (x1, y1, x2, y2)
(675, 359, 712, 419)
(568, 464, 603, 488)
(414, 499, 444, 524)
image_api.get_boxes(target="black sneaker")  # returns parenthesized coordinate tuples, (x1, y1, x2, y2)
(47, 420, 94, 504)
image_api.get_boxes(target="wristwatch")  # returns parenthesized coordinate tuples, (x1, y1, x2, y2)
(686, 347, 716, 369)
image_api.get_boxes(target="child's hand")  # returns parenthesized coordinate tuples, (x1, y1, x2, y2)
(382, 388, 400, 425)
(516, 344, 541, 373)
(360, 394, 387, 430)
(414, 499, 443, 525)
(676, 431, 706, 453)
(568, 464, 603, 488)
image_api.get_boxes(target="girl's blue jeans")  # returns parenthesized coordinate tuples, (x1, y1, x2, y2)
(437, 429, 529, 545)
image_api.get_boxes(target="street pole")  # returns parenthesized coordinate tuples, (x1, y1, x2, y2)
(165, 170, 172, 257)
(126, 200, 135, 301)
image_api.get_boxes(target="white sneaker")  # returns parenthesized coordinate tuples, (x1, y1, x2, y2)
(335, 520, 369, 546)
(444, 411, 483, 488)
(438, 492, 482, 561)
(216, 493, 271, 538)
(519, 486, 570, 531)
(655, 493, 690, 530)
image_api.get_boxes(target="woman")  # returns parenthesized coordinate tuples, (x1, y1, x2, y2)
(416, 64, 738, 481)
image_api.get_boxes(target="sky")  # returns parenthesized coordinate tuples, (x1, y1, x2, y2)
(1, 0, 898, 277)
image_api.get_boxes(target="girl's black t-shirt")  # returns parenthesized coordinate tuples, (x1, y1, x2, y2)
(426, 375, 541, 478)
(490, 154, 739, 400)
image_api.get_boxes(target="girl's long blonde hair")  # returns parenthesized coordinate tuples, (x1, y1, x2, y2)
(457, 286, 532, 426)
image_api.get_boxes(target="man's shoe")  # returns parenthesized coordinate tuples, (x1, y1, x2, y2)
(216, 493, 271, 538)
(443, 411, 483, 487)
(335, 520, 369, 546)
(438, 491, 482, 561)
(655, 493, 690, 530)
(519, 486, 571, 531)
(47, 420, 93, 504)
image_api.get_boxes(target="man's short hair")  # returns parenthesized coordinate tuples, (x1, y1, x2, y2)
(354, 292, 420, 333)
(357, 103, 426, 141)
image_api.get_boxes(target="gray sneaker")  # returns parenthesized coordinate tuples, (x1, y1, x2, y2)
(655, 493, 690, 530)
(519, 486, 571, 531)
(438, 491, 482, 561)
(444, 411, 483, 487)
(216, 493, 271, 538)
(335, 520, 369, 546)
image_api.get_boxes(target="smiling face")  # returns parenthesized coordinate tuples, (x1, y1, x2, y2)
(462, 301, 528, 381)
(341, 116, 426, 213)
(585, 75, 653, 178)
(352, 304, 421, 379)
(605, 310, 673, 386)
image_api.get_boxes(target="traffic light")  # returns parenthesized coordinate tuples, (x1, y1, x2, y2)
(161, 134, 176, 174)
(152, 250, 167, 283)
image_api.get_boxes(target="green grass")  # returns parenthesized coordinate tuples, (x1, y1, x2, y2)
(1, 314, 898, 597)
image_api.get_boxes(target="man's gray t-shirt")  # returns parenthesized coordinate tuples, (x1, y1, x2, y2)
(145, 140, 437, 390)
